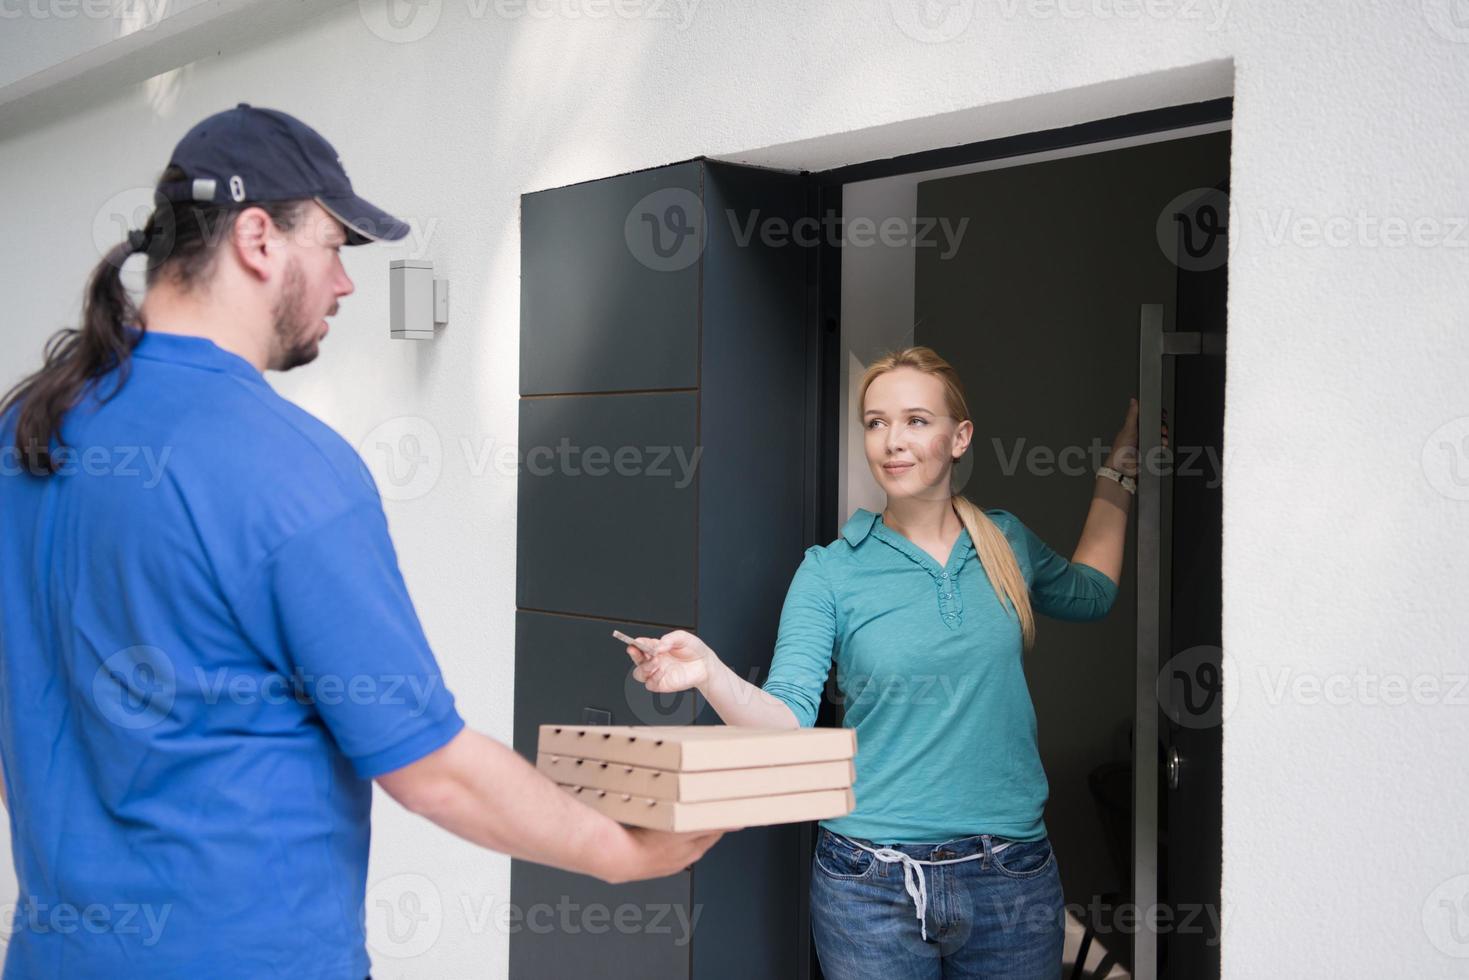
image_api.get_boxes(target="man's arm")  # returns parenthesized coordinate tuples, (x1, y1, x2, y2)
(376, 728, 723, 884)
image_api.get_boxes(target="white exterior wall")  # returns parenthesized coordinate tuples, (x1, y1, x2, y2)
(2, 1, 1467, 976)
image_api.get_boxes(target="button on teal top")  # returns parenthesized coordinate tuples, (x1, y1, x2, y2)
(762, 507, 1118, 844)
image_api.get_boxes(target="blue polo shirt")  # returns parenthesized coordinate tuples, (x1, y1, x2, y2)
(0, 329, 464, 978)
(762, 507, 1118, 844)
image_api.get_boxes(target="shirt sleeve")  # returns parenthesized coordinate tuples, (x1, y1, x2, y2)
(228, 499, 465, 778)
(993, 509, 1119, 623)
(761, 548, 838, 729)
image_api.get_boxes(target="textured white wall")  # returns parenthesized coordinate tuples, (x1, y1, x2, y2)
(2, 1, 1468, 977)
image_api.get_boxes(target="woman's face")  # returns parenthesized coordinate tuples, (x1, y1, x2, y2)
(862, 367, 973, 503)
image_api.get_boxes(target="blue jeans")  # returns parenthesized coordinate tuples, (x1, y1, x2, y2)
(810, 826, 1064, 980)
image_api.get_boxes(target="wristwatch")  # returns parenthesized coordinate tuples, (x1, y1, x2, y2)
(1096, 465, 1137, 495)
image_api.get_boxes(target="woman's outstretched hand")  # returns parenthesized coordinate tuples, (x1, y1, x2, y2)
(625, 629, 714, 693)
(1107, 396, 1169, 478)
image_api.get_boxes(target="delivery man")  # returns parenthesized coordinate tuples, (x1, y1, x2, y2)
(0, 103, 721, 979)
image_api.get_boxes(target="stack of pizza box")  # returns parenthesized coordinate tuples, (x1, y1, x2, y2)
(537, 724, 856, 832)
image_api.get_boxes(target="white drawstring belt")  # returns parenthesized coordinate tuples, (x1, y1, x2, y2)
(845, 837, 1012, 942)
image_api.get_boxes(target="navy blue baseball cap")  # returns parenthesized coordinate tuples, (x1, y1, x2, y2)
(155, 102, 409, 245)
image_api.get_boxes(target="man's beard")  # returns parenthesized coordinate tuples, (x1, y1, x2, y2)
(270, 258, 321, 371)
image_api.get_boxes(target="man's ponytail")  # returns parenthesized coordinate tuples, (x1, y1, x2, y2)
(1, 165, 307, 476)
(0, 235, 145, 475)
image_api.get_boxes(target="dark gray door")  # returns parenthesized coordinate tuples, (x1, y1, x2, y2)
(512, 157, 820, 980)
(1157, 178, 1226, 980)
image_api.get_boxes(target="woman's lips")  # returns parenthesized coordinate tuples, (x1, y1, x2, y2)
(883, 462, 914, 473)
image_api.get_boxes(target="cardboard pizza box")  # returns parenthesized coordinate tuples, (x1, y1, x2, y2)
(537, 754, 855, 803)
(556, 783, 856, 832)
(536, 724, 855, 772)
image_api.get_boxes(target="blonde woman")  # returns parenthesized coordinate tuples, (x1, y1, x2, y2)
(626, 346, 1158, 978)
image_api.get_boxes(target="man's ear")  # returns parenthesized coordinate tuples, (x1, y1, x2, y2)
(230, 206, 277, 283)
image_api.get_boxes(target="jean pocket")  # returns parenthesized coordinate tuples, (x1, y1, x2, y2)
(991, 837, 1055, 879)
(813, 831, 878, 881)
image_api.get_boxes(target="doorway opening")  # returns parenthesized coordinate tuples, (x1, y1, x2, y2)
(800, 101, 1230, 980)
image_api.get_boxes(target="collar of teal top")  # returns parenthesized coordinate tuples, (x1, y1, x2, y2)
(840, 506, 976, 571)
(124, 324, 265, 383)
(840, 508, 880, 546)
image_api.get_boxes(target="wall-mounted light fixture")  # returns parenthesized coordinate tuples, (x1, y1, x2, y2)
(389, 259, 449, 340)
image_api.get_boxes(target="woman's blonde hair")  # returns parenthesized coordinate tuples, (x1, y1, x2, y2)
(859, 345, 1037, 650)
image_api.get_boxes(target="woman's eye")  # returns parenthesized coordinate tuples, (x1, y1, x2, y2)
(866, 419, 883, 430)
(909, 417, 927, 426)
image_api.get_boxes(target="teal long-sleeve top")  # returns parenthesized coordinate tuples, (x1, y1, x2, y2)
(762, 507, 1118, 844)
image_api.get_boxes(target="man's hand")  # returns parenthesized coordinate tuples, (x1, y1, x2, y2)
(599, 826, 725, 884)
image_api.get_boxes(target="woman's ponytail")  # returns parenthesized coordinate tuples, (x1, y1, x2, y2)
(951, 494, 1036, 651)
